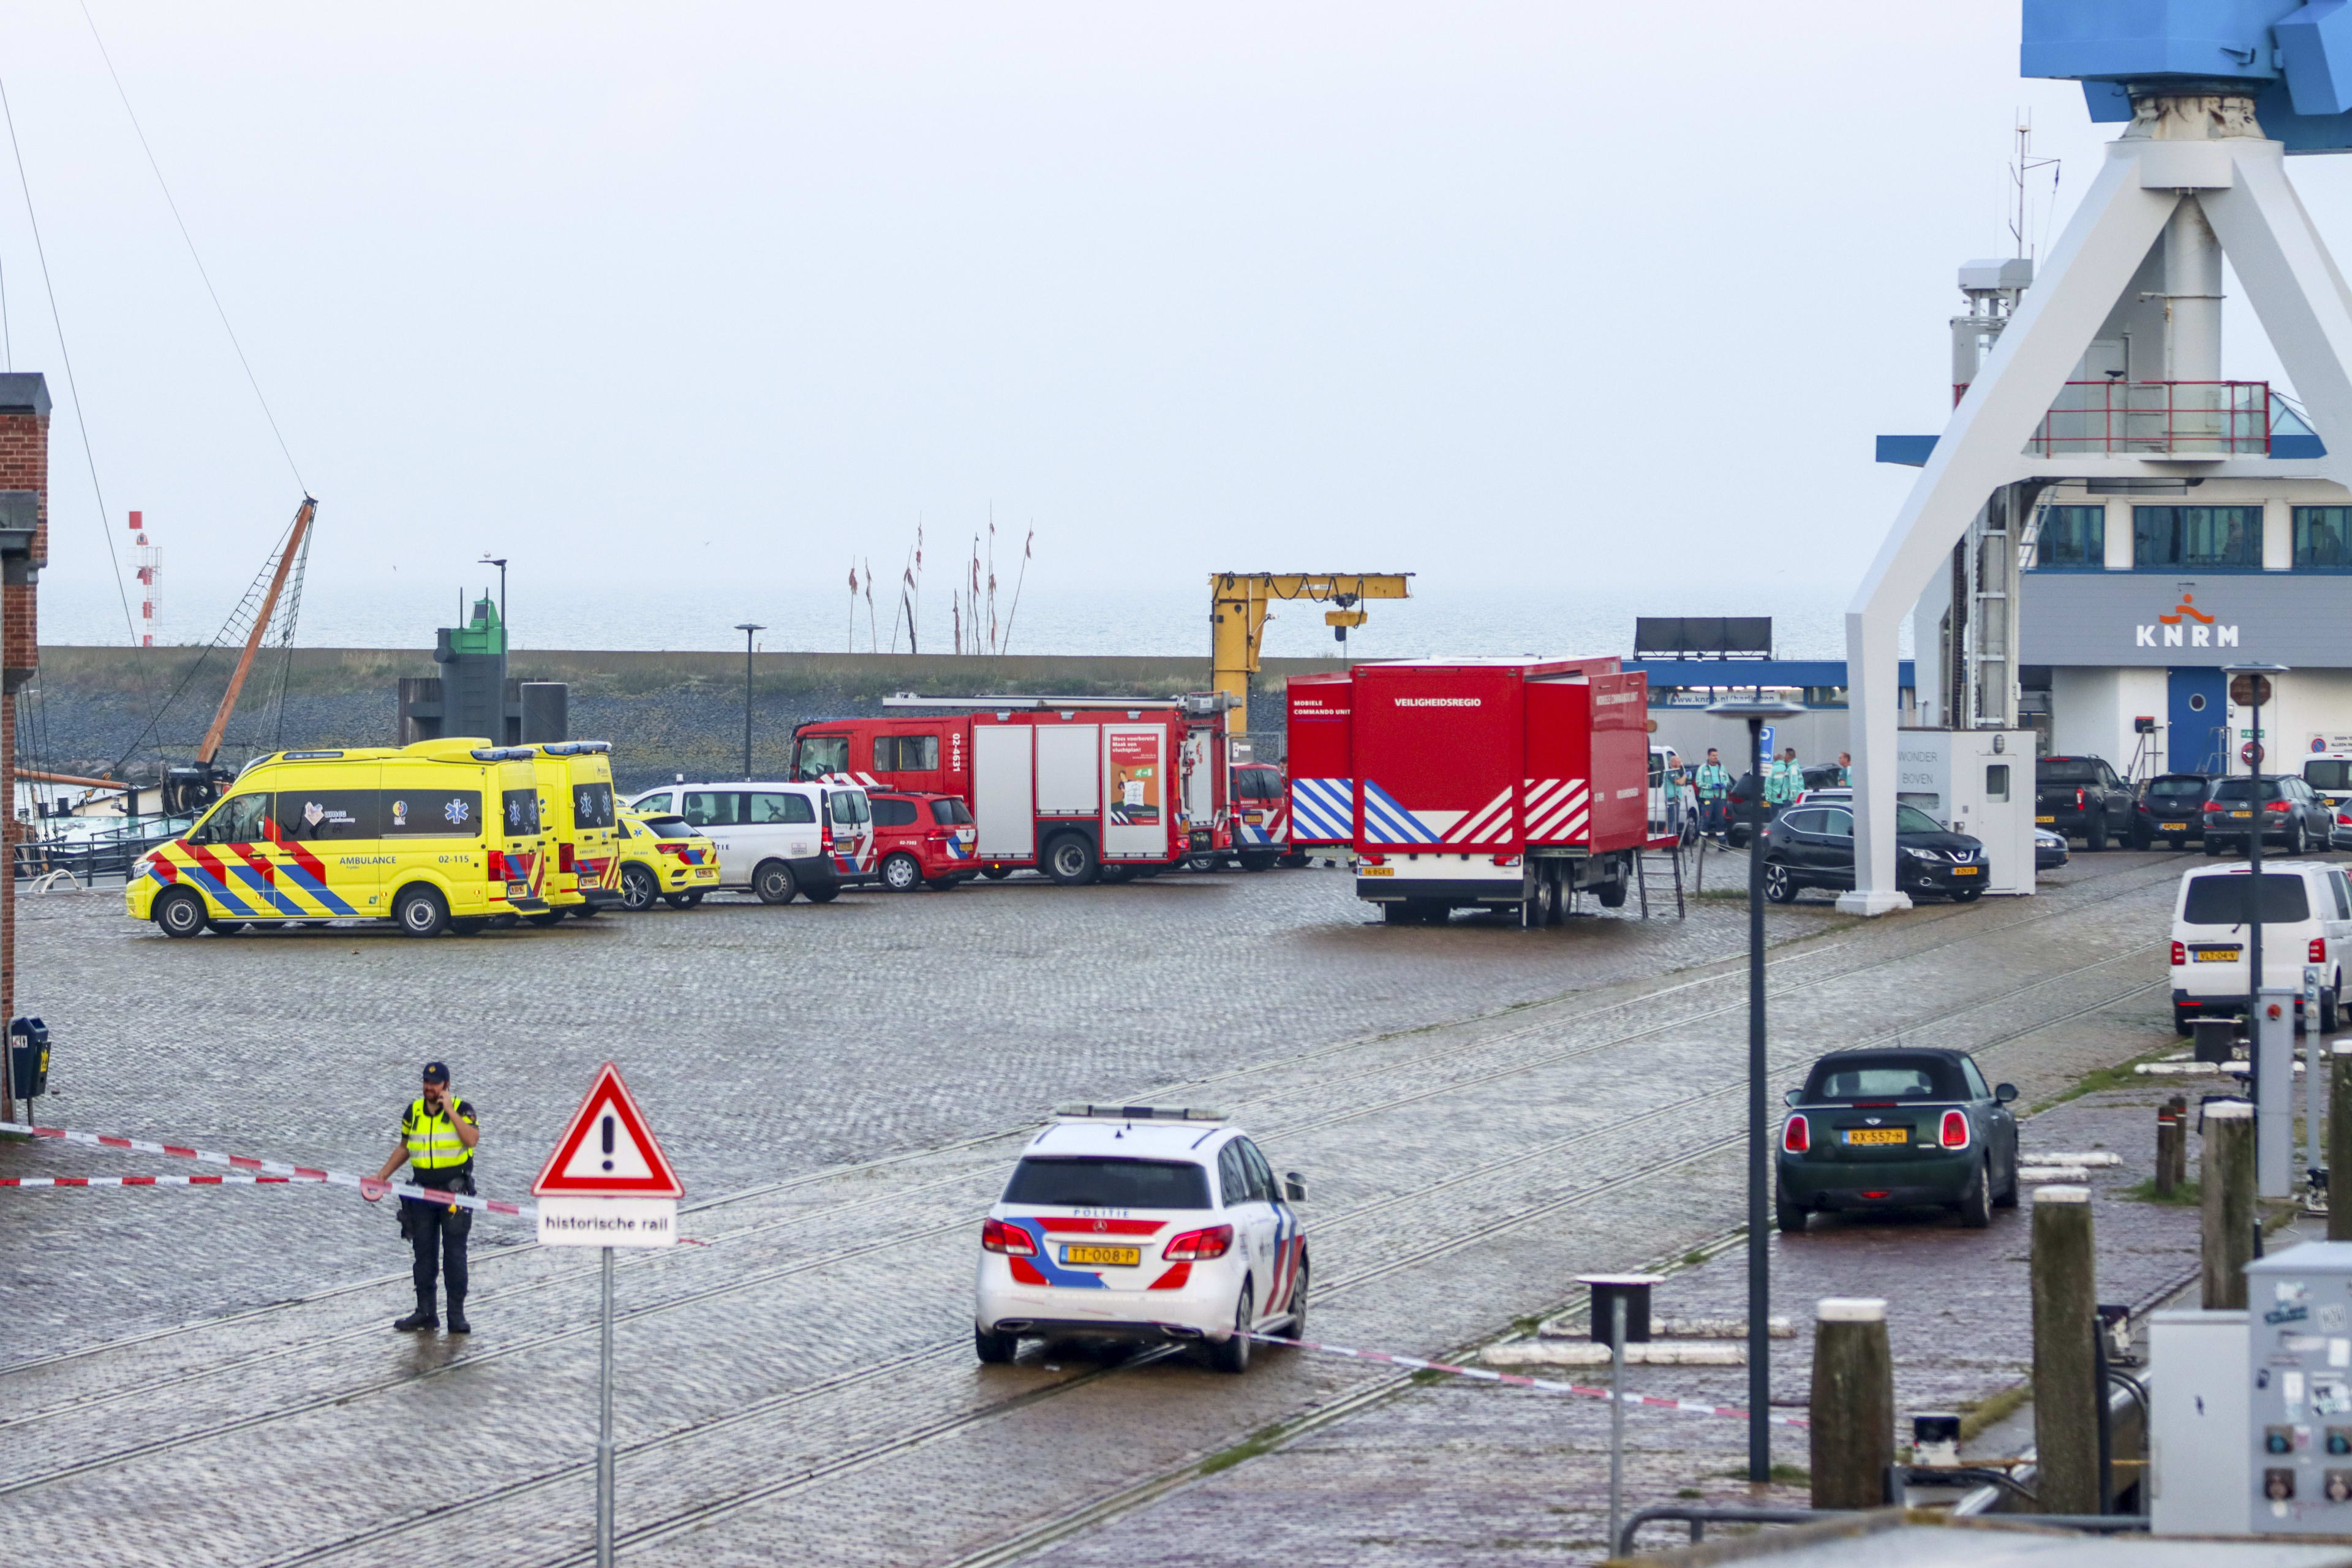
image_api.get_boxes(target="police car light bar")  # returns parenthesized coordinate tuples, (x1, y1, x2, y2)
(1052, 1103, 1227, 1123)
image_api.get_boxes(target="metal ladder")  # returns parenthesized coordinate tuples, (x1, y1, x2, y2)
(1635, 844, 1686, 920)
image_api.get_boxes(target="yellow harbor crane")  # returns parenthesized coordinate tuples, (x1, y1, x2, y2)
(1208, 571, 1412, 736)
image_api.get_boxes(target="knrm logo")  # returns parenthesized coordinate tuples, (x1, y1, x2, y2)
(2136, 594, 2237, 650)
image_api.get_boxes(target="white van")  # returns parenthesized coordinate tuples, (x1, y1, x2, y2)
(2169, 859, 2352, 1035)
(2304, 752, 2352, 848)
(625, 780, 873, 904)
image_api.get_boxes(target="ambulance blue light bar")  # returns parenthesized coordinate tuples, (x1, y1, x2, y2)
(539, 741, 612, 755)
(1052, 1103, 1227, 1123)
(469, 746, 537, 761)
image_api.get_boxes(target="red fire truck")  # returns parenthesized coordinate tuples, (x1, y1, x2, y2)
(788, 695, 1234, 884)
(1344, 657, 1651, 924)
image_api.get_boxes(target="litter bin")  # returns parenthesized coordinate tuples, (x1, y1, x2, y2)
(2193, 1016, 2240, 1066)
(10, 1016, 48, 1104)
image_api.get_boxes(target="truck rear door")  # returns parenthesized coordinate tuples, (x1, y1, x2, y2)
(1353, 665, 1520, 849)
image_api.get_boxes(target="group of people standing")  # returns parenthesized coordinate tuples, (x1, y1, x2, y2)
(1678, 744, 1853, 843)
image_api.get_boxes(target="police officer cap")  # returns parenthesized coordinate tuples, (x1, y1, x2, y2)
(421, 1061, 451, 1084)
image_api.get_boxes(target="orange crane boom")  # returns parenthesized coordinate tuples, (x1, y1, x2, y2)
(197, 496, 314, 766)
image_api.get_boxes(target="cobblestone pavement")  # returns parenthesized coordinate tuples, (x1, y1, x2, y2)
(0, 848, 2218, 1564)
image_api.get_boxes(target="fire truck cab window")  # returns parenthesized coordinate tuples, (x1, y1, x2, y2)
(682, 791, 743, 827)
(874, 735, 940, 771)
(794, 736, 850, 780)
(191, 793, 270, 845)
(871, 797, 919, 827)
(747, 792, 813, 825)
(930, 797, 973, 826)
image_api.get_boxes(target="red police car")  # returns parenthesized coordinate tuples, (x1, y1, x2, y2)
(870, 791, 980, 891)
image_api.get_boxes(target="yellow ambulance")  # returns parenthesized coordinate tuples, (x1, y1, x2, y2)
(126, 739, 553, 937)
(526, 741, 623, 924)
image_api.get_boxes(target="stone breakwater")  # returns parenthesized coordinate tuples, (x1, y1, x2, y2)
(20, 647, 1336, 792)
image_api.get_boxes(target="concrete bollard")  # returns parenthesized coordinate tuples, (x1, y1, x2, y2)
(2203, 1101, 2256, 1310)
(2031, 1186, 2099, 1517)
(1808, 1298, 1892, 1511)
(2332, 1046, 2352, 1243)
(2155, 1105, 2179, 1199)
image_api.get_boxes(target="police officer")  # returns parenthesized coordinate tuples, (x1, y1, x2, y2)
(1695, 747, 1732, 841)
(364, 1061, 479, 1334)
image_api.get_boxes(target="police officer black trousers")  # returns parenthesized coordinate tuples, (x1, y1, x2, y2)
(405, 1199, 469, 1329)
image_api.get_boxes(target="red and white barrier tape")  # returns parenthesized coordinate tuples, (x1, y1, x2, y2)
(1250, 1332, 1809, 1428)
(0, 1120, 533, 1216)
(0, 1174, 303, 1189)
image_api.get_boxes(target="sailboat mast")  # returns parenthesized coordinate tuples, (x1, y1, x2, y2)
(197, 496, 315, 766)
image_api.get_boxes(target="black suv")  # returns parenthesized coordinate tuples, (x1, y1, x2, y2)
(2035, 756, 2136, 850)
(2132, 774, 2215, 850)
(1759, 801, 1989, 904)
(2202, 775, 2334, 856)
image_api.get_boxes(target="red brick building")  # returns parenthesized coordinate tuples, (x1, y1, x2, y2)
(0, 374, 48, 1123)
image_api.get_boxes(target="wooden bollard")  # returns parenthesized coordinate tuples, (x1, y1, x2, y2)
(2031, 1185, 2099, 1517)
(1809, 1298, 1893, 1511)
(2332, 1046, 2352, 1243)
(2154, 1106, 2179, 1199)
(2169, 1095, 2190, 1191)
(2203, 1101, 2256, 1309)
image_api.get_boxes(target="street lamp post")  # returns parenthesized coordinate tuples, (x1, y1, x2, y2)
(2225, 662, 2288, 1163)
(480, 554, 508, 627)
(735, 623, 765, 779)
(1708, 695, 1806, 1485)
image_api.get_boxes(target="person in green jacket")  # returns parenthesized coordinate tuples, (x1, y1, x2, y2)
(1765, 747, 1803, 808)
(1695, 748, 1733, 841)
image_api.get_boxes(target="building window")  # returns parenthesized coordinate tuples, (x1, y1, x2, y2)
(2036, 505, 2105, 568)
(2294, 507, 2352, 570)
(2133, 505, 2262, 569)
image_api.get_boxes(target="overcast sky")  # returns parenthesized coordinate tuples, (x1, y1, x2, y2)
(0, 3, 2337, 656)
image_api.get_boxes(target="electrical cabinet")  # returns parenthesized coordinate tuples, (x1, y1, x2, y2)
(2244, 1242, 2352, 1532)
(2150, 1308, 2248, 1534)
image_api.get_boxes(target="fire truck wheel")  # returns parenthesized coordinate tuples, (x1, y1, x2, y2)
(155, 889, 209, 939)
(1044, 834, 1099, 886)
(618, 865, 658, 911)
(394, 885, 450, 938)
(880, 853, 924, 893)
(753, 860, 800, 905)
(1239, 853, 1276, 872)
(982, 865, 1012, 880)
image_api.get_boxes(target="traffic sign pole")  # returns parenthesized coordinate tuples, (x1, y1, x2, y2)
(534, 1063, 684, 1568)
(598, 1247, 616, 1568)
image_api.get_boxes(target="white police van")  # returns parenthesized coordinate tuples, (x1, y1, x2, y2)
(974, 1105, 1308, 1373)
(625, 780, 873, 903)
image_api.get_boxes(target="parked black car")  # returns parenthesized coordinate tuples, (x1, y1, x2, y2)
(2203, 774, 2335, 856)
(1777, 1046, 2020, 1231)
(2132, 772, 2215, 850)
(2035, 755, 2136, 850)
(1759, 801, 1989, 904)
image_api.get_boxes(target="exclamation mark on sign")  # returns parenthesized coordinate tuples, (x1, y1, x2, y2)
(601, 1113, 616, 1173)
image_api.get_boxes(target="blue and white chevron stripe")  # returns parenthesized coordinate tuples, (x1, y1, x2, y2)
(1289, 777, 1354, 842)
(1360, 780, 1444, 845)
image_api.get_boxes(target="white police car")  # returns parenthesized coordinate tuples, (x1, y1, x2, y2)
(974, 1104, 1308, 1373)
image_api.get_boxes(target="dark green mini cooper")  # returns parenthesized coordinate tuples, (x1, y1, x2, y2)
(1776, 1047, 2020, 1232)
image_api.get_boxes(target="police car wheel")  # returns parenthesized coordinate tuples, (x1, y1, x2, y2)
(394, 886, 450, 938)
(1210, 1283, 1254, 1374)
(619, 865, 658, 911)
(880, 853, 923, 893)
(753, 860, 799, 905)
(155, 889, 208, 939)
(1285, 1258, 1309, 1339)
(975, 1325, 1018, 1364)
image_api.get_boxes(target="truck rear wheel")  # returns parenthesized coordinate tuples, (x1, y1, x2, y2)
(753, 860, 799, 904)
(1596, 875, 1629, 909)
(1044, 834, 1099, 886)
(395, 886, 449, 938)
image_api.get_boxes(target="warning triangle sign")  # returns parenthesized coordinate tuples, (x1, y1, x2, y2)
(534, 1061, 683, 1197)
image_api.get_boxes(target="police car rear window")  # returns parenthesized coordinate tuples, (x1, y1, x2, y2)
(1001, 1157, 1213, 1210)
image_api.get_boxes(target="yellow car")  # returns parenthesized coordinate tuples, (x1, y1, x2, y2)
(527, 741, 624, 925)
(127, 740, 552, 937)
(612, 809, 721, 910)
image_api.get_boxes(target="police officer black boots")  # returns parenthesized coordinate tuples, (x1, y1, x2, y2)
(393, 1302, 438, 1332)
(447, 1298, 472, 1335)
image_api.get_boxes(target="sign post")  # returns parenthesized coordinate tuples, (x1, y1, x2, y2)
(535, 1062, 684, 1568)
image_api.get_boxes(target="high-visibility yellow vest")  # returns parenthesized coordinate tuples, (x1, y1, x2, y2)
(403, 1097, 473, 1169)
